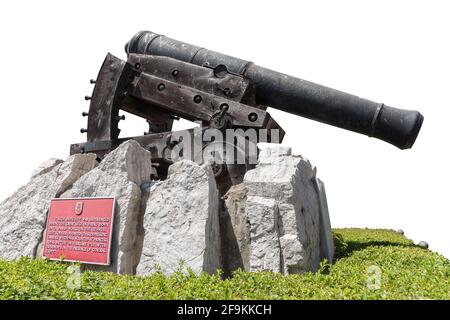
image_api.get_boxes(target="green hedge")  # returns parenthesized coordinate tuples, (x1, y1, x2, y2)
(0, 228, 449, 300)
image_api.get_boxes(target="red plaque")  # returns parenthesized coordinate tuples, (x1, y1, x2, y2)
(43, 197, 115, 265)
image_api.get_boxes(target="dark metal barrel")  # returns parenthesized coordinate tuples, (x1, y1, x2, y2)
(126, 31, 424, 149)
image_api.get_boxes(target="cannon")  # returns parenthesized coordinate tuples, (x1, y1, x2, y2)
(71, 30, 424, 193)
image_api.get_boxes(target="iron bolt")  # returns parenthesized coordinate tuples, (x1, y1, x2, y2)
(85, 95, 92, 101)
(82, 112, 89, 117)
(80, 128, 88, 133)
(90, 79, 96, 84)
(193, 95, 202, 103)
(248, 112, 258, 122)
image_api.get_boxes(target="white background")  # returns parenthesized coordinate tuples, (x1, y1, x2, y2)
(0, 1, 448, 258)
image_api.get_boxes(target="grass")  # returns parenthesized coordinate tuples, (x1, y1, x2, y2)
(0, 228, 449, 300)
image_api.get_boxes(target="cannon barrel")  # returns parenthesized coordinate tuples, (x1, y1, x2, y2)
(126, 31, 424, 149)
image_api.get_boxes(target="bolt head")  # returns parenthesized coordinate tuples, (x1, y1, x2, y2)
(248, 112, 258, 122)
(193, 95, 202, 103)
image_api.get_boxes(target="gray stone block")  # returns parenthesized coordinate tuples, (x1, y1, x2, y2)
(221, 143, 326, 274)
(136, 160, 221, 275)
(314, 178, 334, 263)
(61, 140, 152, 274)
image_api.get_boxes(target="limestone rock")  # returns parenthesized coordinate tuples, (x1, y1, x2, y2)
(242, 143, 321, 274)
(137, 160, 221, 275)
(61, 140, 152, 274)
(30, 158, 63, 178)
(220, 144, 325, 275)
(257, 143, 292, 164)
(246, 195, 281, 272)
(220, 183, 249, 275)
(314, 178, 334, 262)
(0, 154, 97, 260)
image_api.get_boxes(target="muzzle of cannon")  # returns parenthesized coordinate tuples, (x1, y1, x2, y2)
(125, 31, 424, 150)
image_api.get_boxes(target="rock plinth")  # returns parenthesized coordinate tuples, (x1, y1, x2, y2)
(0, 141, 333, 276)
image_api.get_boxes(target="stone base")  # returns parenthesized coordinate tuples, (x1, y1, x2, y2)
(136, 160, 221, 275)
(60, 140, 153, 274)
(0, 142, 333, 276)
(220, 144, 334, 275)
